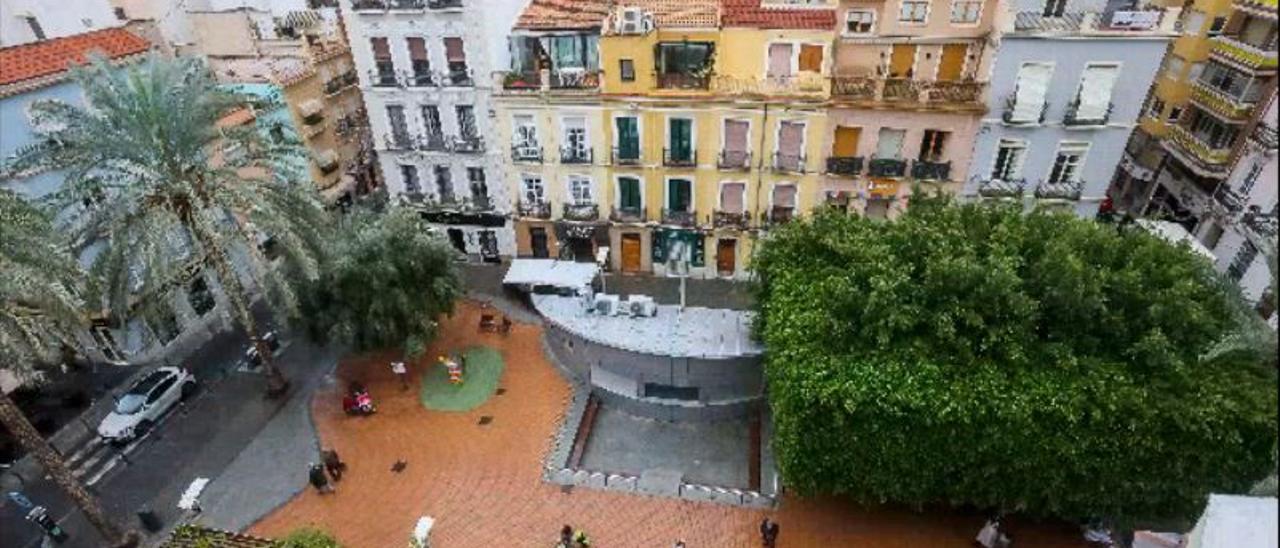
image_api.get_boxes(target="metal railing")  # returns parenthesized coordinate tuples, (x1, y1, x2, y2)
(560, 147, 593, 164)
(661, 208, 697, 227)
(1063, 100, 1113, 126)
(765, 207, 795, 226)
(443, 68, 473, 87)
(563, 203, 599, 221)
(369, 67, 398, 87)
(612, 147, 642, 166)
(911, 160, 951, 181)
(452, 135, 484, 154)
(421, 133, 449, 152)
(512, 144, 543, 163)
(550, 70, 601, 89)
(389, 0, 424, 8)
(663, 148, 697, 167)
(428, 0, 462, 8)
(323, 70, 358, 94)
(978, 179, 1026, 198)
(831, 77, 986, 106)
(1034, 180, 1084, 200)
(518, 201, 552, 219)
(712, 210, 751, 229)
(657, 72, 711, 90)
(351, 0, 387, 11)
(773, 152, 806, 173)
(403, 70, 436, 87)
(867, 158, 908, 178)
(384, 132, 418, 151)
(1002, 95, 1049, 125)
(610, 206, 646, 223)
(718, 150, 752, 170)
(826, 156, 864, 176)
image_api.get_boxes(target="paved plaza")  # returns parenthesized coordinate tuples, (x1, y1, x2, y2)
(248, 300, 1087, 547)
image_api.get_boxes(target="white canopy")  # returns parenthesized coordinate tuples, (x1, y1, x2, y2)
(502, 259, 599, 290)
(1137, 219, 1215, 261)
(1185, 494, 1277, 548)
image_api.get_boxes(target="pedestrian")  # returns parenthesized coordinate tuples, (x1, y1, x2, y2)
(391, 360, 408, 390)
(308, 463, 334, 494)
(559, 524, 573, 548)
(759, 518, 771, 546)
(765, 520, 779, 548)
(322, 448, 345, 481)
(674, 540, 686, 548)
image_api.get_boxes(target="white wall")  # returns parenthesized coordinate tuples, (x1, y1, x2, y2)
(0, 0, 119, 46)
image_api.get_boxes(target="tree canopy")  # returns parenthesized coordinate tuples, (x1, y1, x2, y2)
(753, 199, 1277, 525)
(295, 205, 461, 357)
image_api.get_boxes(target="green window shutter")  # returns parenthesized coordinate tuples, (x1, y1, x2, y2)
(617, 117, 639, 159)
(689, 232, 705, 267)
(670, 119, 691, 160)
(668, 179, 691, 211)
(620, 177, 641, 209)
(652, 229, 666, 263)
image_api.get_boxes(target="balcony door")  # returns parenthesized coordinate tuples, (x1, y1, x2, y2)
(720, 182, 746, 214)
(1011, 62, 1054, 122)
(621, 234, 642, 273)
(833, 126, 861, 157)
(716, 239, 737, 277)
(667, 178, 692, 212)
(1075, 64, 1119, 121)
(889, 44, 916, 78)
(768, 43, 794, 80)
(937, 44, 968, 81)
(618, 176, 642, 211)
(669, 118, 693, 162)
(876, 128, 906, 159)
(616, 116, 640, 160)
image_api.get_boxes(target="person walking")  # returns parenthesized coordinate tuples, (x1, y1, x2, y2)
(322, 448, 346, 481)
(308, 463, 334, 494)
(674, 540, 687, 548)
(558, 524, 573, 548)
(391, 360, 408, 390)
(764, 520, 779, 548)
(759, 518, 772, 546)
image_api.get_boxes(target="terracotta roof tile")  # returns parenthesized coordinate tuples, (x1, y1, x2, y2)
(0, 28, 150, 87)
(722, 0, 836, 30)
(514, 0, 612, 31)
(617, 0, 721, 28)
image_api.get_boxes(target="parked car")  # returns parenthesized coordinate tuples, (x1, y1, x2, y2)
(241, 331, 281, 370)
(97, 367, 196, 443)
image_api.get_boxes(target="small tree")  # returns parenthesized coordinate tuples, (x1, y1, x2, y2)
(753, 198, 1278, 525)
(296, 205, 461, 357)
(278, 527, 342, 548)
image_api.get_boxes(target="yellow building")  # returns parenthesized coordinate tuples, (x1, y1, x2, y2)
(498, 0, 837, 280)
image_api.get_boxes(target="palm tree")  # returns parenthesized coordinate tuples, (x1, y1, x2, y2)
(8, 54, 329, 395)
(0, 190, 137, 546)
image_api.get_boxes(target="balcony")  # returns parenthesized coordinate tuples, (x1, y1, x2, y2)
(661, 208, 697, 227)
(369, 68, 398, 87)
(452, 135, 484, 154)
(1166, 124, 1233, 170)
(826, 156, 864, 177)
(718, 150, 752, 170)
(663, 148, 698, 168)
(657, 72, 712, 90)
(773, 152, 806, 173)
(518, 201, 552, 219)
(610, 206, 646, 223)
(428, 0, 463, 8)
(388, 0, 424, 9)
(1002, 95, 1049, 125)
(713, 74, 827, 96)
(512, 144, 543, 163)
(403, 70, 436, 87)
(867, 158, 907, 178)
(421, 134, 449, 152)
(351, 0, 387, 11)
(1190, 79, 1259, 121)
(550, 70, 601, 90)
(1063, 100, 1113, 126)
(1211, 36, 1278, 73)
(1034, 180, 1084, 200)
(830, 77, 986, 109)
(1251, 122, 1278, 149)
(563, 203, 599, 222)
(612, 147, 642, 166)
(502, 71, 541, 91)
(1215, 185, 1247, 214)
(882, 79, 924, 102)
(712, 210, 751, 230)
(560, 147, 593, 165)
(765, 206, 795, 226)
(443, 68, 473, 87)
(384, 132, 418, 151)
(911, 160, 951, 181)
(978, 179, 1026, 198)
(323, 70, 358, 95)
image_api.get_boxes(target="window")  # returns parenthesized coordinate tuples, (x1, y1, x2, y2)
(643, 383, 698, 401)
(919, 130, 949, 162)
(620, 59, 635, 82)
(845, 9, 875, 34)
(564, 116, 588, 158)
(456, 105, 477, 139)
(772, 184, 797, 209)
(768, 43, 794, 79)
(114, 6, 127, 20)
(799, 44, 824, 72)
(468, 167, 487, 201)
(1190, 111, 1238, 148)
(569, 176, 594, 205)
(951, 0, 981, 23)
(1187, 61, 1206, 82)
(406, 37, 430, 83)
(618, 176, 642, 210)
(1167, 106, 1183, 124)
(875, 128, 906, 159)
(1048, 142, 1089, 184)
(188, 278, 215, 316)
(386, 105, 410, 144)
(434, 165, 454, 201)
(616, 116, 640, 160)
(656, 42, 714, 77)
(371, 37, 394, 84)
(148, 307, 180, 344)
(1228, 241, 1258, 281)
(1240, 162, 1263, 194)
(668, 118, 694, 162)
(1147, 97, 1166, 119)
(522, 175, 545, 204)
(443, 37, 469, 83)
(1208, 16, 1227, 36)
(400, 165, 421, 193)
(720, 182, 746, 213)
(1073, 63, 1120, 121)
(667, 179, 692, 212)
(1010, 62, 1054, 123)
(1043, 0, 1067, 17)
(724, 119, 750, 155)
(514, 115, 538, 148)
(900, 0, 929, 23)
(422, 105, 443, 140)
(992, 139, 1027, 181)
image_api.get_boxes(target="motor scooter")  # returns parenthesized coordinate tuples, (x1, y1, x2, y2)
(26, 505, 68, 543)
(342, 382, 376, 416)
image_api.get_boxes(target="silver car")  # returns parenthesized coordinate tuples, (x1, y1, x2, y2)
(97, 367, 196, 443)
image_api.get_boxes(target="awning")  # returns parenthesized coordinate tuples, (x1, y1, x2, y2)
(281, 10, 321, 30)
(299, 98, 324, 117)
(502, 259, 599, 290)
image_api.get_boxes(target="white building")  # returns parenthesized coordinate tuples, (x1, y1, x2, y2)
(342, 0, 526, 261)
(1194, 95, 1278, 324)
(0, 0, 120, 46)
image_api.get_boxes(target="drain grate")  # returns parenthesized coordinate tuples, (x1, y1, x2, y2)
(478, 416, 493, 425)
(496, 388, 506, 396)
(560, 484, 573, 494)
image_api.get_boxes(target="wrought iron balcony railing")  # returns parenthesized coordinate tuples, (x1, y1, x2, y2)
(441, 68, 473, 87)
(978, 179, 1027, 198)
(773, 152, 806, 173)
(1215, 185, 1247, 214)
(452, 135, 484, 154)
(369, 68, 398, 87)
(1251, 122, 1279, 150)
(323, 70, 359, 94)
(826, 156, 864, 176)
(563, 203, 599, 221)
(403, 70, 436, 87)
(428, 0, 463, 8)
(560, 147, 593, 164)
(389, 0, 425, 9)
(512, 144, 543, 163)
(1063, 100, 1113, 126)
(712, 210, 751, 230)
(550, 70, 601, 90)
(830, 77, 986, 107)
(351, 0, 387, 11)
(867, 158, 908, 178)
(384, 132, 418, 151)
(663, 148, 697, 167)
(517, 201, 552, 219)
(1002, 95, 1049, 125)
(610, 206, 646, 223)
(1034, 180, 1084, 200)
(911, 160, 951, 181)
(612, 147, 642, 166)
(718, 150, 752, 170)
(657, 72, 712, 90)
(661, 208, 697, 227)
(421, 133, 449, 152)
(765, 206, 795, 226)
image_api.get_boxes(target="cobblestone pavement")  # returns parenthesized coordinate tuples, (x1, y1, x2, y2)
(250, 301, 1085, 547)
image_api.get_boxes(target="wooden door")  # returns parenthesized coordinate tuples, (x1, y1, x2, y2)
(833, 126, 861, 157)
(530, 227, 549, 258)
(716, 239, 737, 277)
(937, 44, 968, 81)
(889, 45, 917, 78)
(621, 233, 642, 273)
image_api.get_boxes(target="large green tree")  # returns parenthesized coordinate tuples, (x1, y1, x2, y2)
(7, 54, 329, 395)
(0, 190, 137, 546)
(295, 205, 461, 357)
(753, 199, 1277, 526)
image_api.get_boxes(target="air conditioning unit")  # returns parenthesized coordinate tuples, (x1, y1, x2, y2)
(618, 7, 651, 34)
(626, 295, 657, 317)
(592, 294, 620, 316)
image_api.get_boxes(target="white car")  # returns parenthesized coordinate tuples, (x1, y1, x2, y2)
(97, 367, 196, 443)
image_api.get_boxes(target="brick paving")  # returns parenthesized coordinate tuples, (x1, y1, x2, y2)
(250, 301, 1085, 547)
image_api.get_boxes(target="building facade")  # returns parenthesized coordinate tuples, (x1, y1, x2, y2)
(826, 0, 996, 220)
(964, 0, 1179, 217)
(0, 0, 120, 46)
(343, 0, 527, 260)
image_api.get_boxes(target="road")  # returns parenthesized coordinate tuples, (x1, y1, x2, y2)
(0, 318, 333, 548)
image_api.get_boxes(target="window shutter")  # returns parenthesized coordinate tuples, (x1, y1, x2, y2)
(833, 126, 861, 156)
(444, 37, 466, 63)
(779, 121, 804, 155)
(1012, 63, 1053, 122)
(937, 44, 967, 81)
(721, 183, 745, 213)
(799, 44, 823, 72)
(371, 37, 391, 59)
(876, 128, 906, 159)
(1076, 64, 1119, 121)
(407, 38, 427, 61)
(724, 120, 749, 153)
(617, 117, 639, 158)
(768, 43, 793, 78)
(773, 185, 797, 208)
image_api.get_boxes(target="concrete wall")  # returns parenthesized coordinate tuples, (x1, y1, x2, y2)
(542, 321, 763, 421)
(0, 0, 119, 46)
